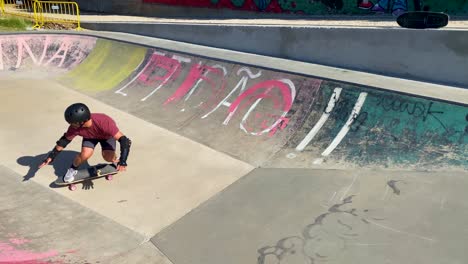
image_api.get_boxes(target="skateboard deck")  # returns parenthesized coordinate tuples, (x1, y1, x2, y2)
(55, 163, 118, 191)
(397, 11, 449, 29)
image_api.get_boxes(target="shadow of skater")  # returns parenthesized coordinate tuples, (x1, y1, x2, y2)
(81, 179, 94, 190)
(17, 150, 90, 183)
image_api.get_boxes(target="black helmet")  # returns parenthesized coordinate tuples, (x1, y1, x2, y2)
(64, 103, 91, 124)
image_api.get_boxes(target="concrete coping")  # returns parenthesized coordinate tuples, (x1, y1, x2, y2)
(5, 30, 468, 105)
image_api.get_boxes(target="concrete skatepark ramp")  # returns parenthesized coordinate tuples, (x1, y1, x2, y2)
(0, 32, 467, 264)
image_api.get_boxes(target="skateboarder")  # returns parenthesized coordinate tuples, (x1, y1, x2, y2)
(39, 103, 132, 183)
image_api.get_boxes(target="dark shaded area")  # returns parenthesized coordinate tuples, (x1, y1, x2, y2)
(16, 150, 91, 189)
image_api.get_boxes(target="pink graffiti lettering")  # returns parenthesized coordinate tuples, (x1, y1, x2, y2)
(0, 35, 95, 71)
(139, 54, 183, 101)
(229, 80, 293, 115)
(223, 79, 295, 135)
(0, 40, 4, 70)
(242, 113, 290, 137)
(43, 40, 70, 67)
(263, 116, 290, 137)
(115, 52, 186, 99)
(138, 54, 181, 86)
(201, 67, 262, 120)
(164, 63, 226, 108)
(16, 37, 41, 68)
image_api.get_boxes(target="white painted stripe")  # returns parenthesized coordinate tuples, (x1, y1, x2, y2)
(116, 51, 165, 97)
(320, 92, 367, 157)
(240, 97, 262, 133)
(183, 78, 204, 102)
(140, 70, 177, 101)
(295, 88, 342, 151)
(204, 75, 248, 120)
(205, 67, 261, 120)
(140, 53, 182, 101)
(184, 64, 227, 102)
(115, 56, 151, 96)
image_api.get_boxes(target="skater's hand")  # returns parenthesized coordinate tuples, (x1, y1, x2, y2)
(117, 164, 127, 172)
(38, 158, 52, 169)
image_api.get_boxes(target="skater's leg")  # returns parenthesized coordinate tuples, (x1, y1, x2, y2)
(64, 139, 96, 182)
(101, 138, 118, 163)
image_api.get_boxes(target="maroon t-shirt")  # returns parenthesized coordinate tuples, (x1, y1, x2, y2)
(65, 113, 119, 140)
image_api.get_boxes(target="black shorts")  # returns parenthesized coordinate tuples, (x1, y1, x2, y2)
(82, 138, 116, 151)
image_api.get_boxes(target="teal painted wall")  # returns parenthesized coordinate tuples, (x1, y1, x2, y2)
(311, 83, 467, 168)
(142, 0, 468, 15)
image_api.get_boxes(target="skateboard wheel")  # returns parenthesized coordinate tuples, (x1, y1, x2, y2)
(105, 175, 113, 181)
(69, 184, 77, 191)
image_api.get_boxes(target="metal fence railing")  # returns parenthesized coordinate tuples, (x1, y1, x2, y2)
(0, 0, 36, 19)
(33, 1, 81, 29)
(0, 0, 81, 30)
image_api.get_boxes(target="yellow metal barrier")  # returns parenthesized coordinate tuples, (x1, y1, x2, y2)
(0, 0, 81, 30)
(33, 0, 81, 30)
(0, 0, 36, 19)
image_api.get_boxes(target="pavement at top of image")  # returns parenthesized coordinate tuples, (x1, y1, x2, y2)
(77, 13, 468, 28)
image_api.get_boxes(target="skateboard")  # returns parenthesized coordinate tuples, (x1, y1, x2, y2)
(397, 11, 449, 29)
(55, 163, 118, 191)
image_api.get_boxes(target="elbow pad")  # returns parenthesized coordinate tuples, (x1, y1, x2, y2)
(118, 136, 132, 166)
(45, 147, 61, 163)
(56, 134, 72, 148)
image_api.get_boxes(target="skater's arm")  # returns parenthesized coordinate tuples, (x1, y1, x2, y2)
(114, 131, 131, 171)
(39, 134, 74, 168)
